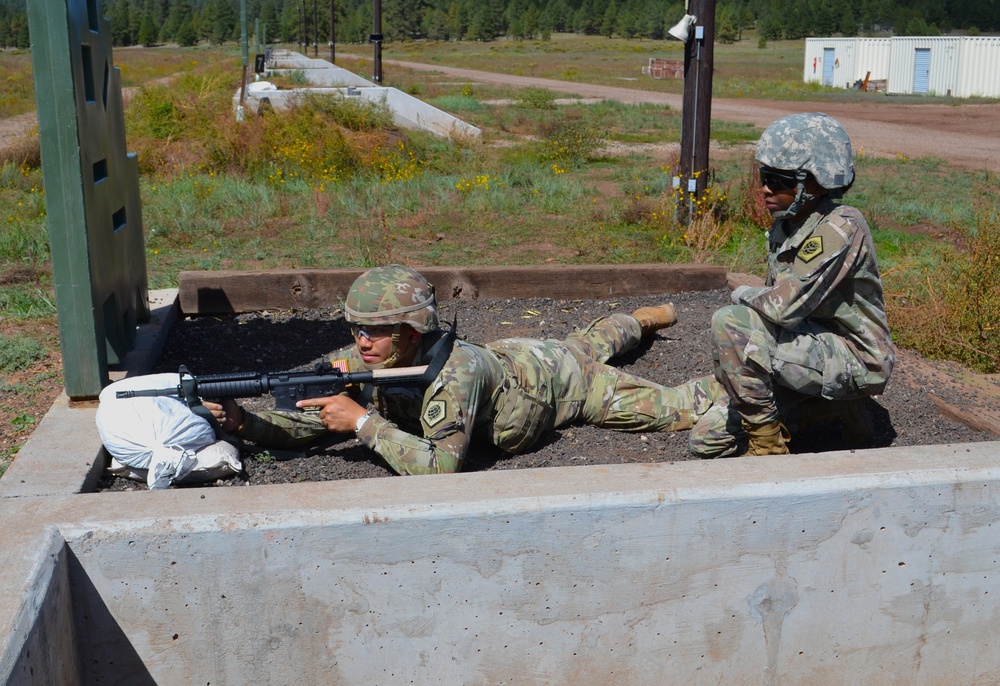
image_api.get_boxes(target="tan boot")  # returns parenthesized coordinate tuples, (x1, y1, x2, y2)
(795, 398, 874, 445)
(632, 303, 677, 336)
(743, 419, 791, 456)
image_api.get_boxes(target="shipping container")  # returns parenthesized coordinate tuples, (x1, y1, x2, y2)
(888, 37, 961, 96)
(956, 37, 1000, 97)
(804, 38, 857, 89)
(853, 37, 892, 85)
(804, 36, 1000, 98)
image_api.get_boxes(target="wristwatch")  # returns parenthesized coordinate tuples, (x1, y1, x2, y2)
(355, 409, 374, 435)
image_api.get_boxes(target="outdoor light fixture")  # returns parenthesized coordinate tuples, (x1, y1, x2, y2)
(668, 14, 697, 42)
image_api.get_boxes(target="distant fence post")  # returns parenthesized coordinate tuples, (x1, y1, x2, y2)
(26, 0, 149, 399)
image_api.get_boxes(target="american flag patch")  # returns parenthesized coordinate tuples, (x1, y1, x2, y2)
(331, 358, 349, 373)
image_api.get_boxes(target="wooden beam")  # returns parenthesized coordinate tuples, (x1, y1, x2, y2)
(178, 264, 727, 315)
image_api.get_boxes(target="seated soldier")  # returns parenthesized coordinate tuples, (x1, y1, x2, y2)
(208, 264, 724, 475)
(689, 112, 895, 458)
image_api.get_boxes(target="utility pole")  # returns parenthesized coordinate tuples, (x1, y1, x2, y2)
(371, 0, 382, 83)
(676, 0, 716, 222)
(329, 0, 335, 63)
(301, 1, 307, 53)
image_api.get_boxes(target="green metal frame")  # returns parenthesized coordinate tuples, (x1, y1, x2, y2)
(26, 0, 149, 399)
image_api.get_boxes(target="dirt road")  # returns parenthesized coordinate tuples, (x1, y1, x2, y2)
(380, 57, 1000, 172)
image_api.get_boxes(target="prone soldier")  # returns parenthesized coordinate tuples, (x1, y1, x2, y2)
(207, 264, 725, 475)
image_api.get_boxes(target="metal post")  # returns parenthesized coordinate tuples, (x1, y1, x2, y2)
(240, 0, 248, 66)
(313, 0, 318, 56)
(255, 17, 260, 55)
(676, 0, 715, 222)
(330, 0, 337, 64)
(371, 0, 382, 83)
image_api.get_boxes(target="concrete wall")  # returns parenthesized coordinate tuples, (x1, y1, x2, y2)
(5, 443, 1000, 684)
(3, 277, 1000, 683)
(240, 49, 482, 140)
(240, 86, 482, 140)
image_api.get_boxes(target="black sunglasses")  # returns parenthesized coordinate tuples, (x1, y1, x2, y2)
(759, 167, 802, 191)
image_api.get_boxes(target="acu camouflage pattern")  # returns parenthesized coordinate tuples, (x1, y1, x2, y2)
(756, 112, 854, 192)
(689, 196, 895, 458)
(343, 265, 439, 332)
(242, 313, 724, 475)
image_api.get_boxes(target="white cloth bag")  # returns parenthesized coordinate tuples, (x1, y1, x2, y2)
(96, 374, 242, 489)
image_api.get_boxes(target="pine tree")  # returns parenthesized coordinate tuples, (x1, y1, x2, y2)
(839, 4, 857, 36)
(138, 11, 159, 44)
(600, 0, 616, 36)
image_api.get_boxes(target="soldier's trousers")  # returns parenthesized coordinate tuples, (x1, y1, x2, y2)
(689, 304, 872, 458)
(562, 314, 723, 433)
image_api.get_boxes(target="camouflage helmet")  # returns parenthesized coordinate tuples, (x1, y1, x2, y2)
(756, 112, 854, 193)
(344, 265, 439, 333)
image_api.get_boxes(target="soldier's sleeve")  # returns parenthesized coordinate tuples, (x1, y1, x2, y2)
(240, 409, 329, 447)
(355, 348, 492, 476)
(737, 209, 861, 328)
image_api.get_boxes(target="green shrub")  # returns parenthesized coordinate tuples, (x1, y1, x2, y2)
(518, 87, 557, 109)
(308, 93, 395, 131)
(539, 119, 605, 167)
(0, 333, 46, 373)
(429, 94, 483, 113)
(128, 87, 182, 139)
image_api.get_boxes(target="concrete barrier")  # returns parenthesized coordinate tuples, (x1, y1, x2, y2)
(238, 50, 482, 140)
(3, 268, 1000, 684)
(3, 446, 1000, 684)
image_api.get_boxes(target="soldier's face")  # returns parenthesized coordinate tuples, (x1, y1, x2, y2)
(761, 173, 823, 219)
(355, 324, 420, 367)
(762, 184, 796, 216)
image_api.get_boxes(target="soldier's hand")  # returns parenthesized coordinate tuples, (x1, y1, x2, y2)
(203, 398, 243, 433)
(297, 395, 368, 433)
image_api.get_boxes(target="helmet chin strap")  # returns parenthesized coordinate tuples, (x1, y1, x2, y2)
(772, 170, 814, 220)
(359, 324, 417, 371)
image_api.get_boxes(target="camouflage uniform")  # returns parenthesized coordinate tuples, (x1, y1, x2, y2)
(689, 113, 895, 457)
(241, 313, 723, 475)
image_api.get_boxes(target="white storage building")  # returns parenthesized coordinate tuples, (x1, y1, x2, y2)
(804, 36, 1000, 98)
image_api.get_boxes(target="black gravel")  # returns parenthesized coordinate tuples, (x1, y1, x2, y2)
(96, 288, 995, 490)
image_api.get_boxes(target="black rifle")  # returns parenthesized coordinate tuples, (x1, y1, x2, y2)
(117, 363, 433, 410)
(116, 362, 433, 436)
(117, 322, 457, 437)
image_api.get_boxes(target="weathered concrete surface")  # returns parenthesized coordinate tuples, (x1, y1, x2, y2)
(4, 273, 1000, 684)
(238, 50, 482, 140)
(4, 445, 1000, 684)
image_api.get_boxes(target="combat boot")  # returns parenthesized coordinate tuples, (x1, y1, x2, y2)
(632, 303, 677, 336)
(742, 419, 791, 456)
(795, 397, 875, 446)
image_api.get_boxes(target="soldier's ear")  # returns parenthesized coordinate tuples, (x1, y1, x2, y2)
(403, 325, 421, 343)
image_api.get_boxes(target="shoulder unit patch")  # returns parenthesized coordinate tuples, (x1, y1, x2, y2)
(423, 399, 448, 428)
(797, 236, 824, 263)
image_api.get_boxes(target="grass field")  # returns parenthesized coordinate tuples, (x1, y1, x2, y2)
(0, 34, 998, 470)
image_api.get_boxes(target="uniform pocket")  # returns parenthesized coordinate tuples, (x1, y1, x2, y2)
(491, 380, 554, 454)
